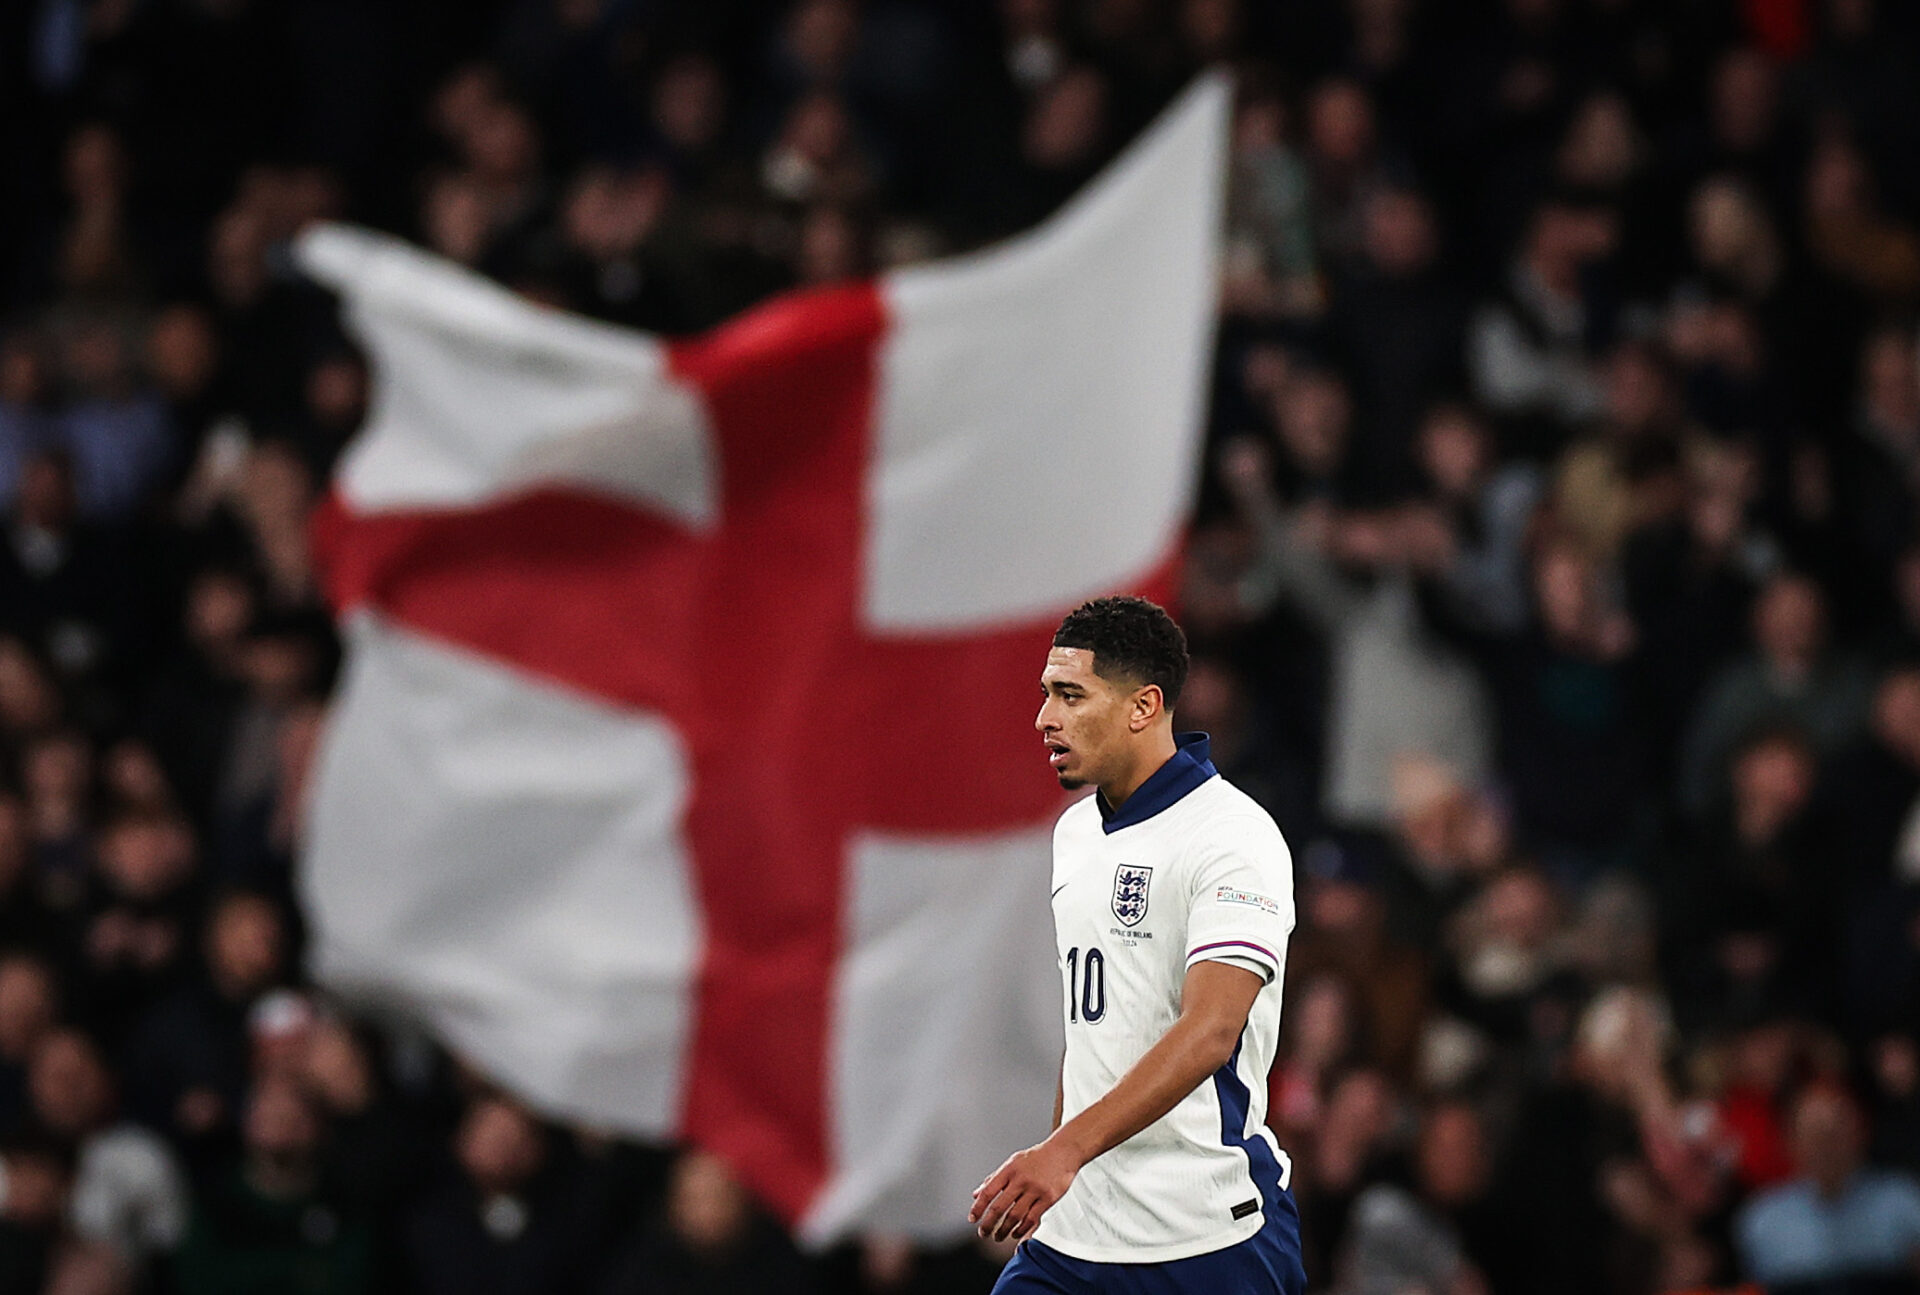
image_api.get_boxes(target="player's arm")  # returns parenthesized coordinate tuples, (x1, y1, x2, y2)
(969, 959, 1263, 1242)
(1052, 1060, 1063, 1131)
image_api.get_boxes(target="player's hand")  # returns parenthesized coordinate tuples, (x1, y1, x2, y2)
(967, 1134, 1085, 1243)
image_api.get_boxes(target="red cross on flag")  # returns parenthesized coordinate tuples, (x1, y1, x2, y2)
(298, 74, 1226, 1243)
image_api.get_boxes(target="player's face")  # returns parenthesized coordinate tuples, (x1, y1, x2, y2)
(1036, 647, 1134, 791)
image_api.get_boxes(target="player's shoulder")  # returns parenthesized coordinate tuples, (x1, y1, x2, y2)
(1173, 778, 1291, 864)
(1186, 776, 1286, 840)
(1053, 793, 1104, 847)
(1056, 792, 1102, 830)
(1051, 795, 1104, 886)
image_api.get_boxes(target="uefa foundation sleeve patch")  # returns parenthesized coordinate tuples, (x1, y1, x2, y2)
(1183, 818, 1293, 983)
(1213, 886, 1280, 915)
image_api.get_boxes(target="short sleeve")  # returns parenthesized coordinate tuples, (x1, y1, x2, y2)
(1184, 819, 1294, 984)
(1203, 953, 1271, 982)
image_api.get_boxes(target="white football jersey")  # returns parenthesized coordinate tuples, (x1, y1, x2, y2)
(1032, 733, 1296, 1263)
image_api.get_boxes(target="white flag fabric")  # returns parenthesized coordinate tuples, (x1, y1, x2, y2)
(298, 73, 1227, 1244)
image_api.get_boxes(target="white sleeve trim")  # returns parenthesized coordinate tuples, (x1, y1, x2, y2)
(1186, 941, 1277, 983)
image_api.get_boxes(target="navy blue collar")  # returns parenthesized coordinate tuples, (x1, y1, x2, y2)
(1098, 732, 1217, 834)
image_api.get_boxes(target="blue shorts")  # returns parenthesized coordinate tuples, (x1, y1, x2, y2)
(989, 1191, 1306, 1295)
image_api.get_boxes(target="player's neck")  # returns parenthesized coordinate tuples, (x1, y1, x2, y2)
(1098, 729, 1180, 814)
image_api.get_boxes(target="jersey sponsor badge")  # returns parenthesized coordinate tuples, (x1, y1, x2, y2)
(1111, 864, 1152, 927)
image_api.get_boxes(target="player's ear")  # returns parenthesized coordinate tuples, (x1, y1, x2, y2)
(1129, 684, 1163, 731)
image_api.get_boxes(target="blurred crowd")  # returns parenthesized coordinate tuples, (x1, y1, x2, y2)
(3, 0, 1920, 1292)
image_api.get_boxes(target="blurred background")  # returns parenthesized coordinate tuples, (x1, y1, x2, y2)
(2, 0, 1920, 1292)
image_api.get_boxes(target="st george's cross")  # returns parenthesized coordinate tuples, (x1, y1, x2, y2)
(298, 77, 1225, 1244)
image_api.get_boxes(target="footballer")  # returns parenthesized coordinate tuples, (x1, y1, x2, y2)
(970, 596, 1304, 1294)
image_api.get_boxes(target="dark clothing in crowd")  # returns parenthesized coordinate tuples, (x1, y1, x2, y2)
(176, 1167, 373, 1295)
(596, 1220, 815, 1295)
(403, 1178, 602, 1295)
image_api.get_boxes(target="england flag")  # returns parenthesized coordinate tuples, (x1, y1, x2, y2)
(297, 73, 1226, 1244)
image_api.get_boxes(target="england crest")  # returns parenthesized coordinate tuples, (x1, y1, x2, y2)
(1112, 865, 1152, 927)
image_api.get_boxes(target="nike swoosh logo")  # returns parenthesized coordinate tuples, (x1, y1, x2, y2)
(1050, 883, 1069, 898)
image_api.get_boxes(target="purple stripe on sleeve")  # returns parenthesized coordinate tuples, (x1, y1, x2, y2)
(1188, 939, 1278, 965)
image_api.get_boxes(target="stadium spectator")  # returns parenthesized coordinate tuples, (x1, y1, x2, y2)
(1870, 1035, 1920, 1183)
(0, 451, 130, 701)
(597, 1149, 813, 1295)
(121, 890, 289, 1158)
(26, 1027, 188, 1272)
(1224, 434, 1494, 832)
(403, 1095, 602, 1295)
(1411, 403, 1541, 636)
(1296, 1065, 1399, 1281)
(174, 1074, 372, 1295)
(51, 321, 172, 524)
(0, 793, 64, 960)
(1336, 1100, 1496, 1295)
(0, 955, 59, 1134)
(1328, 186, 1468, 501)
(1468, 192, 1618, 441)
(1224, 80, 1319, 320)
(1675, 727, 1836, 1028)
(1491, 986, 1704, 1295)
(1735, 1085, 1920, 1291)
(1680, 571, 1873, 817)
(0, 338, 52, 514)
(295, 1012, 425, 1226)
(1285, 843, 1428, 1085)
(0, 1138, 74, 1294)
(1468, 536, 1642, 880)
(1300, 79, 1395, 273)
(1437, 867, 1578, 1050)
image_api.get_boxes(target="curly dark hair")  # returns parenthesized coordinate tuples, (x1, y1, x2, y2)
(1052, 596, 1189, 709)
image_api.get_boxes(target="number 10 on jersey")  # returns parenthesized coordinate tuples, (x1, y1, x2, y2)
(1065, 946, 1107, 1023)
